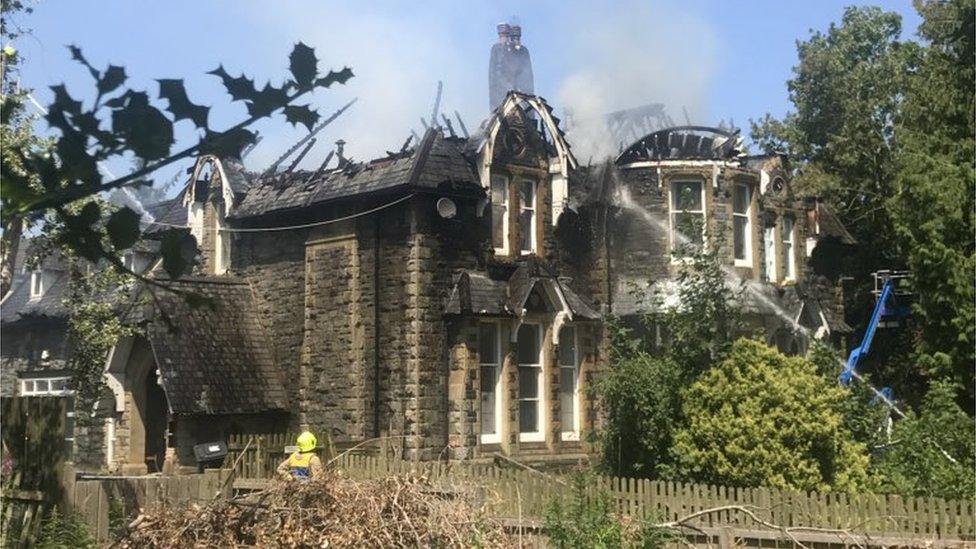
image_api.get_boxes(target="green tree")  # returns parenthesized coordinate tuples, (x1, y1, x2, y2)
(887, 0, 975, 402)
(0, 0, 52, 296)
(749, 6, 919, 398)
(669, 338, 870, 492)
(871, 380, 976, 499)
(598, 237, 741, 477)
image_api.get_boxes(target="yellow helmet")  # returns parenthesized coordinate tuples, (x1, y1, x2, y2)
(296, 431, 317, 453)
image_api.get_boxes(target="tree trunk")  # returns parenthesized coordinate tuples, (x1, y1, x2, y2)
(1, 214, 23, 298)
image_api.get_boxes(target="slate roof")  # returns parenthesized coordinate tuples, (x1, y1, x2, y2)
(144, 193, 188, 235)
(1, 243, 69, 324)
(137, 277, 288, 415)
(231, 130, 478, 220)
(445, 264, 600, 320)
(616, 126, 748, 164)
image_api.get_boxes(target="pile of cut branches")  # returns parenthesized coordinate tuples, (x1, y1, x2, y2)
(118, 472, 513, 548)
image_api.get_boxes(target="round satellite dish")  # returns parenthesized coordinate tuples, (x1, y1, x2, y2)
(436, 197, 457, 219)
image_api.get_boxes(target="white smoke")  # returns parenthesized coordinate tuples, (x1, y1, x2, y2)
(555, 1, 718, 162)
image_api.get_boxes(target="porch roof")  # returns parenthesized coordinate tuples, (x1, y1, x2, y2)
(135, 277, 288, 415)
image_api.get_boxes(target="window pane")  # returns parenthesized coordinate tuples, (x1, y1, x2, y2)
(518, 366, 538, 398)
(490, 176, 508, 204)
(36, 379, 49, 392)
(516, 325, 539, 364)
(733, 184, 749, 214)
(558, 327, 575, 366)
(782, 218, 793, 243)
(764, 226, 777, 281)
(491, 204, 506, 249)
(733, 217, 748, 260)
(519, 180, 535, 208)
(519, 210, 534, 252)
(480, 365, 496, 435)
(560, 367, 576, 429)
(50, 379, 67, 391)
(519, 400, 538, 433)
(671, 182, 702, 211)
(479, 324, 498, 363)
(673, 212, 703, 247)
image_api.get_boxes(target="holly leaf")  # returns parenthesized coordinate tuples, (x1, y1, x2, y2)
(98, 65, 127, 95)
(56, 130, 100, 184)
(198, 128, 256, 159)
(282, 104, 320, 131)
(157, 79, 210, 128)
(159, 228, 196, 279)
(289, 42, 317, 89)
(106, 207, 141, 250)
(315, 67, 354, 89)
(110, 91, 174, 160)
(245, 82, 289, 117)
(67, 45, 99, 80)
(208, 65, 258, 103)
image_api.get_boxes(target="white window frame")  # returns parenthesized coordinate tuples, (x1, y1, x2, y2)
(517, 322, 545, 442)
(732, 182, 752, 266)
(558, 325, 580, 441)
(668, 179, 706, 261)
(490, 174, 510, 255)
(519, 178, 537, 255)
(479, 321, 503, 445)
(29, 270, 43, 299)
(20, 376, 73, 397)
(188, 202, 205, 245)
(214, 207, 231, 275)
(764, 225, 778, 283)
(782, 217, 796, 282)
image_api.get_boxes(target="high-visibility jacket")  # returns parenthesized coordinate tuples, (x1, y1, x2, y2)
(277, 451, 322, 480)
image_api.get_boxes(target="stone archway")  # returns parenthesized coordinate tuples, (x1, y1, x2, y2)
(115, 336, 170, 475)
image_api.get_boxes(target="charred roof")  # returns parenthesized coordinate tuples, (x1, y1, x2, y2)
(616, 126, 747, 164)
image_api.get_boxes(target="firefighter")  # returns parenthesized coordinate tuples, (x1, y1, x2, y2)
(276, 431, 323, 481)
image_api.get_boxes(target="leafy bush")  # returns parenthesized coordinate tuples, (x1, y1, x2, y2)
(669, 338, 870, 492)
(598, 323, 683, 478)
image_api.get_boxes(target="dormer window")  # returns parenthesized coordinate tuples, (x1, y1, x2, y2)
(30, 270, 44, 299)
(490, 175, 510, 255)
(122, 252, 135, 271)
(519, 178, 537, 254)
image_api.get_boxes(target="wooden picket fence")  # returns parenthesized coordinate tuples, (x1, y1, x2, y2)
(66, 466, 233, 544)
(327, 454, 976, 543)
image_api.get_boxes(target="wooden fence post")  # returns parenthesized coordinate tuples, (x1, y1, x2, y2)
(57, 462, 75, 514)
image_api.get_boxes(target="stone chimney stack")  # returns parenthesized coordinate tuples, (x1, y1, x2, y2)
(488, 20, 535, 111)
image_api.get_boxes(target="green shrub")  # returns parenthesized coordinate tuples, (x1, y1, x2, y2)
(34, 507, 96, 549)
(669, 338, 870, 492)
(545, 472, 622, 549)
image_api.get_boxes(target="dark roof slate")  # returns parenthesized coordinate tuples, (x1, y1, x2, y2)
(1, 242, 69, 324)
(138, 277, 287, 415)
(445, 265, 600, 320)
(230, 130, 477, 220)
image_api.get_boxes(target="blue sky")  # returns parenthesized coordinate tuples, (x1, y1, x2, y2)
(10, 1, 921, 189)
